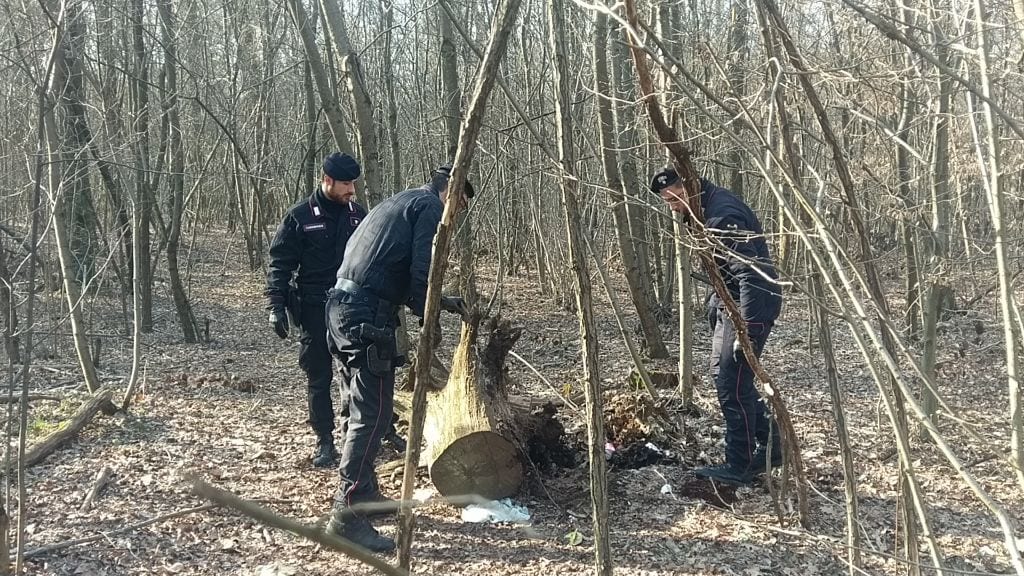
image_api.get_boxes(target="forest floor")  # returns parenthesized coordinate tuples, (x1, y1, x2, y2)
(16, 230, 1024, 576)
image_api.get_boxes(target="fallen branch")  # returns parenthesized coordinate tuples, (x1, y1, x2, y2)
(0, 395, 61, 404)
(79, 465, 113, 513)
(19, 389, 117, 470)
(188, 475, 408, 576)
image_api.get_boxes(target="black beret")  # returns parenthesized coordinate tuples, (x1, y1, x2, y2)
(433, 164, 475, 198)
(649, 167, 680, 193)
(323, 153, 361, 181)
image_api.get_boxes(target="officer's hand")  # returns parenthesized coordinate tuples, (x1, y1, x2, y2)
(440, 296, 468, 318)
(732, 337, 743, 363)
(270, 310, 289, 339)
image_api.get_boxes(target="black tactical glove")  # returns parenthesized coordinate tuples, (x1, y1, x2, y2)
(270, 309, 289, 339)
(440, 296, 468, 318)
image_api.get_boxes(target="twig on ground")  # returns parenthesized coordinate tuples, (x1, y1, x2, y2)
(79, 465, 114, 513)
(508, 351, 579, 412)
(21, 504, 219, 559)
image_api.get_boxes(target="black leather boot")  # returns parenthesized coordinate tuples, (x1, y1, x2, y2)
(382, 427, 406, 453)
(350, 491, 399, 518)
(311, 436, 339, 468)
(750, 446, 784, 475)
(326, 510, 395, 552)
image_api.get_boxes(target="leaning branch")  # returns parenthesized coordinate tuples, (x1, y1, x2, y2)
(189, 476, 408, 576)
(621, 0, 810, 526)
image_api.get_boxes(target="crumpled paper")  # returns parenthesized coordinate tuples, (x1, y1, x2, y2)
(460, 498, 531, 524)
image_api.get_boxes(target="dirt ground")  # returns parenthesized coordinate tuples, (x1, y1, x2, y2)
(15, 230, 1024, 575)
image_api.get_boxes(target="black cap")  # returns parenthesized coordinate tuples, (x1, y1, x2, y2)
(323, 153, 361, 181)
(433, 164, 475, 198)
(649, 167, 680, 193)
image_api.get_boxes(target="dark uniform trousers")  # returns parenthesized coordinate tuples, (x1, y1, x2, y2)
(710, 306, 780, 471)
(297, 291, 336, 437)
(325, 286, 399, 506)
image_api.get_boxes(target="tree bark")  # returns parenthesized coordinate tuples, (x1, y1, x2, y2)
(380, 0, 402, 192)
(437, 2, 478, 308)
(43, 0, 101, 395)
(549, 1, 610, 574)
(17, 389, 116, 470)
(756, 0, 941, 564)
(131, 0, 155, 332)
(971, 0, 1024, 493)
(593, 12, 668, 359)
(159, 0, 199, 343)
(423, 316, 524, 499)
(396, 0, 521, 567)
(284, 0, 355, 157)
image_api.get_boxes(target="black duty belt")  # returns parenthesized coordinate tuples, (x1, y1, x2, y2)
(331, 278, 398, 312)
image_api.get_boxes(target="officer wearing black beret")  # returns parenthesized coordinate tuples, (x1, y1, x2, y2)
(265, 153, 367, 468)
(651, 167, 783, 486)
(321, 164, 472, 551)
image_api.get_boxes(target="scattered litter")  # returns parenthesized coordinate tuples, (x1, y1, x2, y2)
(461, 498, 531, 524)
(660, 484, 673, 496)
(413, 488, 434, 502)
(645, 442, 670, 457)
(605, 442, 616, 460)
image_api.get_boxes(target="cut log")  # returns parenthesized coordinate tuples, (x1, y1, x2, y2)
(423, 315, 524, 500)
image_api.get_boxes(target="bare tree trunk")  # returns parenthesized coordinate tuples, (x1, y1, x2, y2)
(756, 7, 860, 564)
(725, 0, 748, 196)
(593, 12, 668, 359)
(396, 0, 521, 567)
(673, 214, 693, 405)
(380, 0, 402, 192)
(13, 10, 64, 570)
(44, 0, 100, 395)
(610, 28, 660, 324)
(549, 1, 610, 574)
(971, 0, 1024, 492)
(437, 1, 478, 308)
(0, 246, 19, 364)
(921, 0, 955, 430)
(159, 0, 199, 343)
(756, 0, 941, 567)
(895, 87, 921, 341)
(131, 0, 154, 333)
(809, 268, 862, 572)
(319, 0, 383, 207)
(284, 0, 355, 157)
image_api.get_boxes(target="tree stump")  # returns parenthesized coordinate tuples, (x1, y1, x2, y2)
(423, 315, 524, 500)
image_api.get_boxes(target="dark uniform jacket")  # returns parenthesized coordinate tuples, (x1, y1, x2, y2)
(335, 184, 444, 318)
(266, 189, 366, 309)
(701, 179, 782, 334)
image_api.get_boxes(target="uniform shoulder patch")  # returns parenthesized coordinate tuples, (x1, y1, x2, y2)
(302, 222, 327, 232)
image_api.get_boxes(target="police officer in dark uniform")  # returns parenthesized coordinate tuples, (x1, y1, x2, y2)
(266, 153, 366, 468)
(323, 165, 472, 552)
(650, 167, 783, 486)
